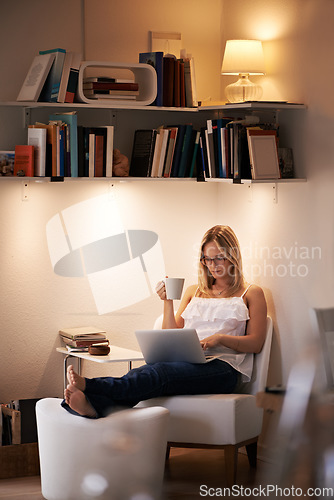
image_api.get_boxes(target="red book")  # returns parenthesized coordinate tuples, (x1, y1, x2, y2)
(163, 57, 175, 107)
(179, 60, 186, 107)
(174, 59, 181, 107)
(94, 134, 104, 177)
(14, 145, 34, 176)
(83, 82, 139, 91)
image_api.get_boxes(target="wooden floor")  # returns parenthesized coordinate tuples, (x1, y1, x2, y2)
(0, 447, 271, 500)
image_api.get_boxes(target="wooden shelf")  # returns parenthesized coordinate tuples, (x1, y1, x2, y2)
(1, 176, 306, 184)
(205, 178, 307, 184)
(200, 102, 306, 111)
(0, 101, 305, 112)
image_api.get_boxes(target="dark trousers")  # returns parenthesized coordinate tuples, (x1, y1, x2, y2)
(62, 359, 238, 418)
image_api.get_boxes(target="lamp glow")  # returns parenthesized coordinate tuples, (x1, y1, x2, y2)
(221, 40, 265, 103)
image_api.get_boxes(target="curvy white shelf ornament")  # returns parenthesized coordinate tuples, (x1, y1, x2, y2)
(77, 61, 157, 106)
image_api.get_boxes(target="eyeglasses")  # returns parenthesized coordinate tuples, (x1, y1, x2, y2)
(200, 255, 227, 267)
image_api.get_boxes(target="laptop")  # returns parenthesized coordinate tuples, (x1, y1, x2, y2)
(135, 328, 219, 364)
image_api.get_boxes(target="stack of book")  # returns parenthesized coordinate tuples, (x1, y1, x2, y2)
(200, 119, 281, 180)
(139, 51, 197, 108)
(129, 120, 284, 181)
(25, 112, 114, 178)
(83, 77, 139, 101)
(59, 326, 109, 352)
(130, 124, 201, 179)
(17, 48, 82, 103)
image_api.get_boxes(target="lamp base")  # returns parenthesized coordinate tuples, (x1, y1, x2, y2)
(225, 74, 263, 103)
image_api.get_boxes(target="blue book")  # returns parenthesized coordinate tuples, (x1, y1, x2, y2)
(170, 125, 186, 177)
(49, 112, 78, 177)
(178, 124, 193, 177)
(189, 131, 201, 178)
(139, 51, 163, 106)
(216, 118, 223, 177)
(59, 127, 65, 176)
(39, 48, 66, 102)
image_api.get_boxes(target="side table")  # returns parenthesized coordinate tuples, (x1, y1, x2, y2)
(56, 346, 144, 390)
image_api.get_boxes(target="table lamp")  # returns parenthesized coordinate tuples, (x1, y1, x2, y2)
(221, 39, 265, 103)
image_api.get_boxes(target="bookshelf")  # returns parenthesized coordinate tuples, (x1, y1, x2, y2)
(0, 101, 306, 183)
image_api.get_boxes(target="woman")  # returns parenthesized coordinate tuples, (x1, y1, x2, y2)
(63, 225, 267, 418)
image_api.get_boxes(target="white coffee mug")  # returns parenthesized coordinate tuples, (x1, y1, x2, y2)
(164, 278, 185, 300)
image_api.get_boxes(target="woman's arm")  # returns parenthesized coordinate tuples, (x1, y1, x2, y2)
(201, 285, 267, 354)
(156, 282, 197, 329)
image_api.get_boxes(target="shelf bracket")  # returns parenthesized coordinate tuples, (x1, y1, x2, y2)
(22, 181, 29, 201)
(23, 107, 31, 128)
(247, 183, 253, 203)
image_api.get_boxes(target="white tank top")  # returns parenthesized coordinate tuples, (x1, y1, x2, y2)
(181, 285, 253, 382)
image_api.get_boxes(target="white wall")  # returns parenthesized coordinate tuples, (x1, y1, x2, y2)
(0, 0, 221, 403)
(219, 0, 334, 387)
(0, 0, 333, 410)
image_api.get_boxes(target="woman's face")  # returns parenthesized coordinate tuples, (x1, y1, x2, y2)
(202, 241, 232, 280)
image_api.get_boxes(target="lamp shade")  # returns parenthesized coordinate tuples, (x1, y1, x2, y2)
(221, 40, 265, 75)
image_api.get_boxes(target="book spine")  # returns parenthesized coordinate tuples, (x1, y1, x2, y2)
(39, 49, 66, 102)
(27, 128, 47, 176)
(14, 145, 34, 177)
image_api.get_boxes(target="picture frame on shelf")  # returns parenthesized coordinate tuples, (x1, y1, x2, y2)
(247, 130, 280, 180)
(0, 151, 15, 176)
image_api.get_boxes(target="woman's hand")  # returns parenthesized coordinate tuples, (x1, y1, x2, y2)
(155, 280, 167, 301)
(200, 333, 224, 350)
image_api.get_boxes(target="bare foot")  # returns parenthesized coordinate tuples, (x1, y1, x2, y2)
(67, 365, 86, 391)
(64, 384, 97, 418)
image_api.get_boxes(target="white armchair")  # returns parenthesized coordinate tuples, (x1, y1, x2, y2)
(36, 398, 169, 500)
(136, 316, 273, 486)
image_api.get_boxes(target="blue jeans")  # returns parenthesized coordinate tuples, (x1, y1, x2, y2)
(62, 360, 239, 418)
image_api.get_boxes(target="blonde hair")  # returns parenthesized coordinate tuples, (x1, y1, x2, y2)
(198, 225, 245, 297)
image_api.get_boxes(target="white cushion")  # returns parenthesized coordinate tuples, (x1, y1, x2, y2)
(136, 393, 263, 445)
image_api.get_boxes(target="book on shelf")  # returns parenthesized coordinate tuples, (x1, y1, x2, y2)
(150, 128, 164, 177)
(189, 131, 201, 178)
(163, 56, 175, 107)
(129, 129, 157, 177)
(16, 53, 56, 102)
(65, 52, 82, 103)
(170, 124, 186, 177)
(177, 124, 194, 177)
(49, 112, 78, 177)
(38, 48, 66, 102)
(84, 91, 138, 100)
(57, 51, 82, 103)
(57, 51, 73, 103)
(129, 123, 204, 179)
(103, 125, 114, 177)
(184, 56, 198, 107)
(59, 326, 107, 341)
(14, 145, 34, 176)
(83, 126, 114, 177)
(205, 120, 216, 178)
(163, 127, 178, 177)
(83, 81, 139, 91)
(32, 121, 57, 176)
(82, 79, 139, 101)
(179, 59, 186, 107)
(27, 127, 47, 176)
(139, 51, 164, 106)
(27, 120, 114, 179)
(137, 50, 196, 108)
(173, 59, 181, 107)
